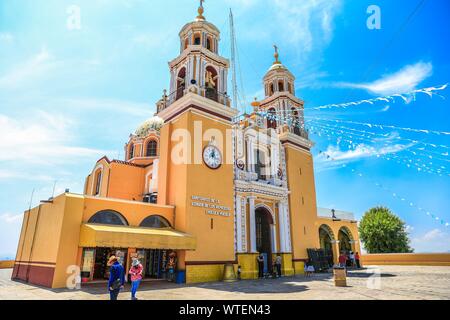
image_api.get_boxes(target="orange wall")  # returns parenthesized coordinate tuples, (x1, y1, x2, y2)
(157, 110, 236, 266)
(285, 145, 319, 259)
(184, 112, 235, 263)
(362, 253, 450, 266)
(107, 162, 146, 201)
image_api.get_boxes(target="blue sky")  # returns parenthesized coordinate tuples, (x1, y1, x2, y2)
(0, 0, 449, 258)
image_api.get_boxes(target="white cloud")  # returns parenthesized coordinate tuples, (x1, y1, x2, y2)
(315, 140, 413, 172)
(0, 32, 14, 43)
(411, 229, 450, 253)
(272, 0, 342, 53)
(0, 47, 56, 88)
(0, 213, 23, 224)
(337, 62, 433, 96)
(0, 111, 108, 166)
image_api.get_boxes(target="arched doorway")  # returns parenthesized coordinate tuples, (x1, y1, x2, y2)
(255, 207, 274, 274)
(338, 227, 353, 254)
(319, 224, 335, 267)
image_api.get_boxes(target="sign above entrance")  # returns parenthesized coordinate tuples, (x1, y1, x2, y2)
(191, 195, 231, 217)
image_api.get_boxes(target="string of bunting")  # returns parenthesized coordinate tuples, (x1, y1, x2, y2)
(306, 119, 450, 151)
(307, 120, 450, 164)
(309, 124, 449, 176)
(305, 116, 450, 136)
(318, 150, 450, 228)
(304, 84, 448, 111)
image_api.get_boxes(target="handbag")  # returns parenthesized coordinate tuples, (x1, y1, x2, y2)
(111, 278, 121, 290)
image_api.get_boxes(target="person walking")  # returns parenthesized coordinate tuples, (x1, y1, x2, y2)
(349, 251, 355, 268)
(129, 258, 143, 300)
(275, 255, 282, 278)
(167, 251, 177, 282)
(257, 254, 264, 278)
(108, 256, 125, 300)
(355, 252, 361, 269)
(338, 252, 347, 268)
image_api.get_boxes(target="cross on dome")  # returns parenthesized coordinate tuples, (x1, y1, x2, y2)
(197, 0, 206, 20)
(273, 44, 281, 65)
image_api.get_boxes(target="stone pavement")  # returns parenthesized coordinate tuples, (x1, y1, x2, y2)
(1, 266, 449, 300)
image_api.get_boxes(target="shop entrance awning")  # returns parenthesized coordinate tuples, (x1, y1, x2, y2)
(79, 224, 196, 250)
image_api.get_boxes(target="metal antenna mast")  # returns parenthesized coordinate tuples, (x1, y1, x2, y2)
(229, 9, 239, 111)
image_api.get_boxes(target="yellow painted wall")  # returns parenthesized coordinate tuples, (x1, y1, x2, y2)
(362, 253, 450, 266)
(0, 261, 14, 269)
(15, 195, 66, 266)
(237, 253, 259, 280)
(284, 145, 318, 259)
(52, 194, 85, 288)
(186, 264, 225, 283)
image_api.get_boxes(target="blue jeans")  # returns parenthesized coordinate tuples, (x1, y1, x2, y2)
(131, 280, 141, 299)
(110, 288, 120, 300)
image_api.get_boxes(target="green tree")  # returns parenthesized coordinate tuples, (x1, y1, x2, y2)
(359, 206, 413, 254)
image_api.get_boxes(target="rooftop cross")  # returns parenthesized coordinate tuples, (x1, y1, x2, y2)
(273, 44, 281, 64)
(197, 0, 206, 20)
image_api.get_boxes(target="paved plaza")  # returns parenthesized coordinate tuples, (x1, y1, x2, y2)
(1, 266, 449, 300)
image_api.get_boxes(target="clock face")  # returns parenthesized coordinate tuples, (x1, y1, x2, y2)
(203, 146, 222, 169)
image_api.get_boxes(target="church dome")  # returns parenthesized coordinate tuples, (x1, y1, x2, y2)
(135, 116, 164, 138)
(268, 62, 288, 72)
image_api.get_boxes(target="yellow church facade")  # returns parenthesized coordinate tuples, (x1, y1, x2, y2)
(12, 4, 360, 289)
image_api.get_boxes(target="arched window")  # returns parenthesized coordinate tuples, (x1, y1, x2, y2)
(129, 143, 134, 160)
(194, 34, 201, 46)
(267, 108, 277, 130)
(88, 210, 128, 226)
(177, 67, 186, 100)
(288, 82, 293, 94)
(146, 140, 158, 157)
(269, 84, 274, 96)
(206, 37, 212, 51)
(278, 80, 284, 92)
(291, 107, 300, 135)
(94, 169, 102, 196)
(140, 215, 171, 229)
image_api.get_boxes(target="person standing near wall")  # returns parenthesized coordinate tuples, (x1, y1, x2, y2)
(257, 254, 265, 278)
(275, 255, 282, 278)
(129, 259, 143, 300)
(167, 251, 177, 282)
(355, 252, 361, 269)
(108, 256, 125, 300)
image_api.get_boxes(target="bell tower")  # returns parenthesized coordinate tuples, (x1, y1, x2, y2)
(260, 46, 305, 133)
(156, 1, 238, 283)
(259, 47, 319, 273)
(161, 1, 230, 110)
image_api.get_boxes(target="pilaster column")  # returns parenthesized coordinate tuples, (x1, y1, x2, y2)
(284, 201, 292, 253)
(235, 195, 242, 253)
(278, 202, 286, 252)
(331, 240, 340, 264)
(249, 197, 257, 253)
(271, 223, 278, 253)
